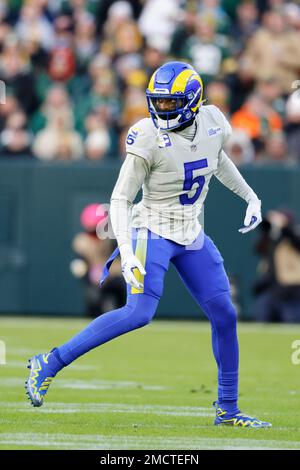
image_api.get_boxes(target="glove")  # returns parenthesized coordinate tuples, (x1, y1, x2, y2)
(239, 199, 262, 234)
(119, 244, 146, 290)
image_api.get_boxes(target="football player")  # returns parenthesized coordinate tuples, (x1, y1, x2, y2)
(26, 62, 271, 428)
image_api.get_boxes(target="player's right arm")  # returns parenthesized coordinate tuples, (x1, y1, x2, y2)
(110, 119, 155, 289)
(110, 153, 149, 290)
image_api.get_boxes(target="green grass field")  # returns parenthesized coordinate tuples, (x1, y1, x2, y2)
(0, 316, 300, 450)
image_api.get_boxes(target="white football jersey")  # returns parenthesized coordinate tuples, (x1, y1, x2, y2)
(124, 105, 232, 245)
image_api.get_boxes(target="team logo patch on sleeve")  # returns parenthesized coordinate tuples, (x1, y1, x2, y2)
(208, 127, 222, 137)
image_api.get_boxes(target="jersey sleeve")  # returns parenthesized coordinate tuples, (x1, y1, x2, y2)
(125, 119, 155, 166)
(219, 110, 232, 145)
(110, 153, 149, 247)
(215, 150, 258, 203)
(206, 105, 233, 146)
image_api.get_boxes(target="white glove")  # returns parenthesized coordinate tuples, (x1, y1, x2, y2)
(239, 199, 262, 234)
(119, 244, 146, 290)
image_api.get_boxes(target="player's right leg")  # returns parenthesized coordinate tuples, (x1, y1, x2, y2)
(25, 294, 159, 407)
(25, 229, 173, 407)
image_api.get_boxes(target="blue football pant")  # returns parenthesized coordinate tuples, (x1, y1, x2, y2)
(56, 229, 239, 408)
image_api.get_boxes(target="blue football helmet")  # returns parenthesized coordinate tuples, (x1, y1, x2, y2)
(146, 61, 204, 131)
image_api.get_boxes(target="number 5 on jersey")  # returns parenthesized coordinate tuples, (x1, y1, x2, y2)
(180, 159, 208, 205)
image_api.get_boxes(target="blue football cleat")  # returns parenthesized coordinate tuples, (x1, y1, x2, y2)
(213, 401, 272, 428)
(25, 353, 56, 407)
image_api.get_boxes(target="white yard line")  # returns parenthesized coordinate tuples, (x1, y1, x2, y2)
(0, 433, 299, 450)
(0, 377, 168, 391)
(57, 380, 167, 391)
(2, 347, 35, 356)
(0, 401, 214, 417)
(5, 399, 295, 420)
(1, 360, 96, 371)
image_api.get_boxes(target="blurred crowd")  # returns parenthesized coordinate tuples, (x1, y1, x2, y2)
(254, 207, 300, 322)
(0, 0, 299, 164)
(70, 203, 126, 316)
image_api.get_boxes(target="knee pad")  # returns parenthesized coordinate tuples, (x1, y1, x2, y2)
(205, 292, 237, 332)
(125, 293, 159, 330)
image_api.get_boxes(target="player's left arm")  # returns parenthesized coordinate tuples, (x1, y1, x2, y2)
(209, 105, 262, 233)
(214, 149, 262, 234)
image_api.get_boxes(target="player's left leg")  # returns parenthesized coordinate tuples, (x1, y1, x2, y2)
(172, 232, 271, 428)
